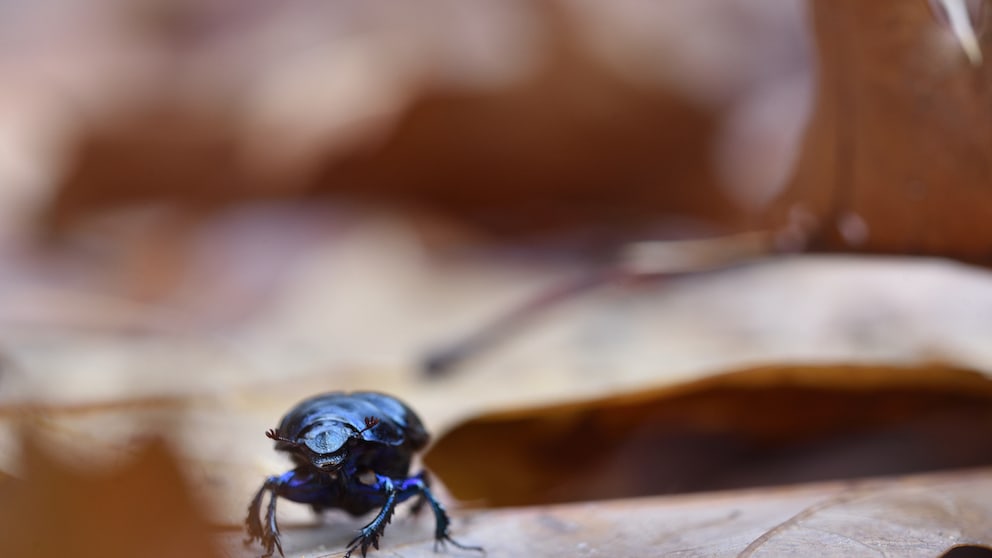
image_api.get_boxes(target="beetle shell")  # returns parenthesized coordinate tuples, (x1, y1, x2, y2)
(271, 391, 430, 472)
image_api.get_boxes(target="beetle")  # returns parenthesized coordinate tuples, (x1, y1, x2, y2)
(245, 391, 481, 558)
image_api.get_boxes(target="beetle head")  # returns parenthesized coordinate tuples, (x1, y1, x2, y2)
(273, 417, 381, 471)
(295, 421, 350, 469)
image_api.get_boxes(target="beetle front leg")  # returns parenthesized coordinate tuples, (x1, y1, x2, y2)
(348, 472, 482, 557)
(246, 468, 339, 558)
(345, 480, 399, 558)
(264, 483, 285, 557)
(245, 479, 269, 544)
(245, 474, 288, 557)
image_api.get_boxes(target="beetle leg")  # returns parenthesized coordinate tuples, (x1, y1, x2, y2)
(407, 472, 430, 516)
(264, 486, 285, 557)
(406, 472, 483, 554)
(350, 472, 483, 555)
(245, 479, 269, 544)
(345, 477, 398, 558)
(247, 468, 336, 558)
(245, 475, 287, 557)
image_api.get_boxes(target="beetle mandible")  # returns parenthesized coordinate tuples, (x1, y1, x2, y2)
(245, 391, 481, 558)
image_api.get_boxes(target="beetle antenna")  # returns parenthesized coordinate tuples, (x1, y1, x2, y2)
(265, 428, 300, 447)
(353, 416, 380, 438)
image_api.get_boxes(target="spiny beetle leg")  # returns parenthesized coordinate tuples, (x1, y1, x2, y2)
(246, 469, 333, 557)
(244, 475, 284, 556)
(245, 480, 269, 544)
(411, 474, 483, 554)
(264, 487, 284, 557)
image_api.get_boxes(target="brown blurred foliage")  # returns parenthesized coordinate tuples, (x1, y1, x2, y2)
(0, 431, 221, 558)
(313, 9, 733, 242)
(768, 0, 992, 261)
(5, 3, 992, 556)
(40, 0, 803, 248)
(38, 0, 992, 270)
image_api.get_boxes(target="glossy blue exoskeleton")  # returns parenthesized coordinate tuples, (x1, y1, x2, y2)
(245, 391, 480, 558)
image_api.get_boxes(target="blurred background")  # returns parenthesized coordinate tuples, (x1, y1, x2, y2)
(0, 0, 821, 402)
(2, 0, 992, 555)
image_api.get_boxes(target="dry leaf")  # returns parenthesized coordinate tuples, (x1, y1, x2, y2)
(220, 468, 992, 557)
(426, 364, 992, 507)
(2, 364, 991, 557)
(0, 428, 222, 558)
(766, 0, 992, 260)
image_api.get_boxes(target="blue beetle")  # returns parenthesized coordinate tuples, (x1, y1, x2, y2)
(245, 391, 480, 558)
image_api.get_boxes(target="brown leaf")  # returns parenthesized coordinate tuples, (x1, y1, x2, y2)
(425, 364, 992, 507)
(767, 0, 992, 261)
(0, 428, 223, 558)
(221, 468, 992, 557)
